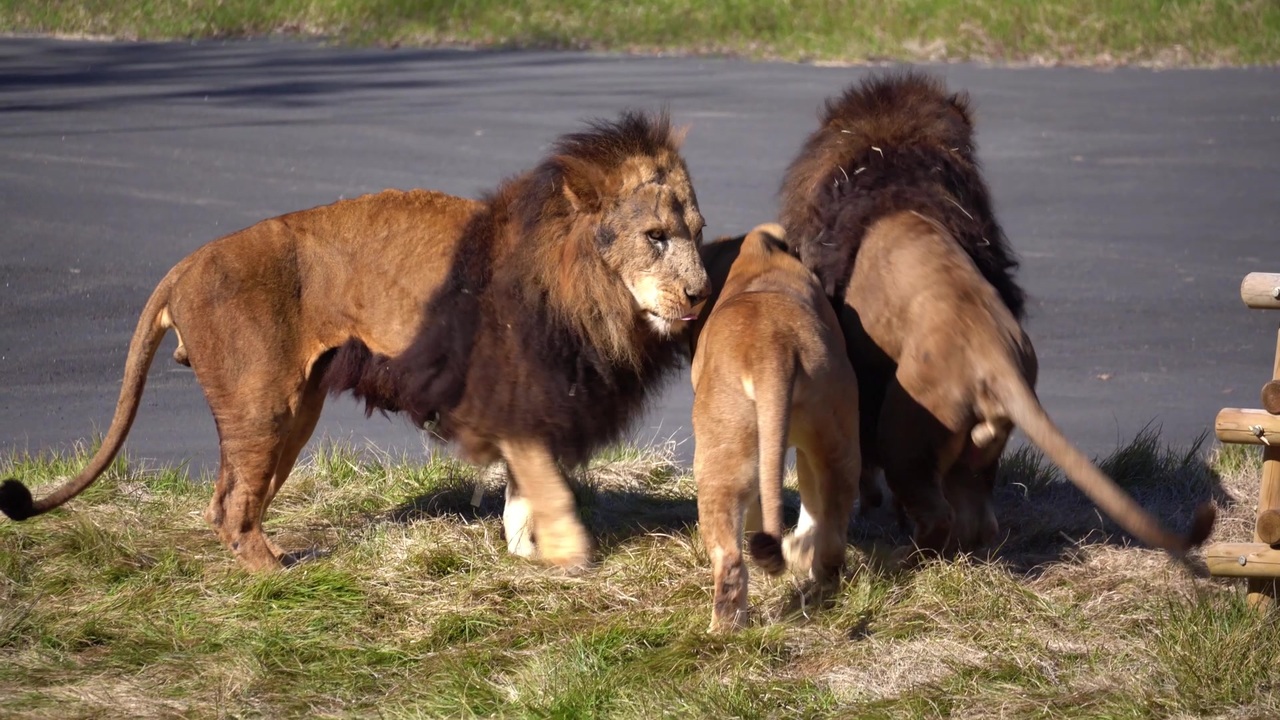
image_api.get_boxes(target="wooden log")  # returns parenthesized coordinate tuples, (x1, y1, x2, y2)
(1258, 509, 1280, 547)
(1241, 273, 1280, 310)
(1263, 380, 1280, 415)
(1215, 408, 1280, 445)
(1250, 444, 1280, 606)
(1206, 543, 1280, 579)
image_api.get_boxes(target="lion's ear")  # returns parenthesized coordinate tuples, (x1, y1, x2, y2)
(556, 155, 611, 214)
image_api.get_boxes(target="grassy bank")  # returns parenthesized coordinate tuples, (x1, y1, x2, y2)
(0, 432, 1276, 718)
(3, 0, 1278, 66)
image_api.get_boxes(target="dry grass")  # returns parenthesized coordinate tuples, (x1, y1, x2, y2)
(0, 433, 1277, 718)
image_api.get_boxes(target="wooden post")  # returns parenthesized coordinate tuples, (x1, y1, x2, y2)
(1215, 408, 1280, 445)
(1262, 380, 1280, 415)
(1206, 543, 1280, 578)
(1241, 273, 1280, 310)
(1249, 326, 1280, 609)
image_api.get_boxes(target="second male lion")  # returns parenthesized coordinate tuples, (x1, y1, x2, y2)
(690, 223, 861, 632)
(779, 72, 1214, 556)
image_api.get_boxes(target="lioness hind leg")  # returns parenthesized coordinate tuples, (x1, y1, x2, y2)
(694, 430, 756, 633)
(790, 442, 859, 582)
(498, 439, 591, 571)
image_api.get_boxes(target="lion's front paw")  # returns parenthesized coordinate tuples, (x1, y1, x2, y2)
(503, 495, 538, 560)
(535, 517, 594, 572)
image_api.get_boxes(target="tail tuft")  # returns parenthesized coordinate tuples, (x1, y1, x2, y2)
(1185, 502, 1217, 550)
(748, 532, 787, 576)
(0, 479, 37, 521)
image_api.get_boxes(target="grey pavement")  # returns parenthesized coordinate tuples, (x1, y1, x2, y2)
(1, 37, 1277, 476)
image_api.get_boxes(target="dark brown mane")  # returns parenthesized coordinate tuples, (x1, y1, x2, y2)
(320, 111, 688, 467)
(779, 71, 1025, 318)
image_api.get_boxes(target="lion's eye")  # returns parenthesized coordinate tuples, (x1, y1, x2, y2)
(647, 229, 667, 251)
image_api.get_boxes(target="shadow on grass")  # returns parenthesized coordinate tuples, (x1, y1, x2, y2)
(847, 425, 1235, 578)
(309, 425, 1233, 582)
(377, 449, 702, 555)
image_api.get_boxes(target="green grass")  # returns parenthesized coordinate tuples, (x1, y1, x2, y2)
(3, 0, 1278, 66)
(0, 434, 1276, 718)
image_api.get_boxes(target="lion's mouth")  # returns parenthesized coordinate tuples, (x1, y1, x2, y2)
(646, 310, 698, 324)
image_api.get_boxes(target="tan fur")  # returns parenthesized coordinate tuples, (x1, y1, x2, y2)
(0, 116, 710, 573)
(845, 211, 1214, 556)
(690, 224, 861, 632)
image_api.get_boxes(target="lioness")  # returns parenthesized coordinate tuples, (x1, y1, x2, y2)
(779, 72, 1214, 556)
(690, 223, 861, 631)
(1, 111, 710, 572)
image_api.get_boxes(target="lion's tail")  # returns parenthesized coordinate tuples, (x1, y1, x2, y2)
(747, 354, 796, 576)
(995, 373, 1216, 558)
(0, 264, 181, 521)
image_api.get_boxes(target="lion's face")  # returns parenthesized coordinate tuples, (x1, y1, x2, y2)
(599, 160, 709, 336)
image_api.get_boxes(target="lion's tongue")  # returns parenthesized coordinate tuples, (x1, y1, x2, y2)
(681, 313, 698, 322)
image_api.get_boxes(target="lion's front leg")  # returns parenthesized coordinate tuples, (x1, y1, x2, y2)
(498, 439, 592, 571)
(502, 477, 537, 559)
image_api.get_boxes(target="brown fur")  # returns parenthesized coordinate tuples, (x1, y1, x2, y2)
(0, 111, 710, 573)
(779, 72, 1214, 557)
(690, 224, 861, 632)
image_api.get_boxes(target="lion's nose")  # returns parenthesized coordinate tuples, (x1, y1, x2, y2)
(686, 286, 709, 305)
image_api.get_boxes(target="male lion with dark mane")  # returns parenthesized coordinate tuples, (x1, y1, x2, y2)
(779, 72, 1214, 557)
(0, 111, 710, 573)
(691, 223, 860, 632)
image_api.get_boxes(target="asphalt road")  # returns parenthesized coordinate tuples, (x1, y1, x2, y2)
(1, 38, 1277, 476)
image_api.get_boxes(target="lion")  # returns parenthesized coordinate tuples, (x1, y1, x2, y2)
(0, 111, 710, 573)
(778, 72, 1215, 556)
(690, 223, 861, 632)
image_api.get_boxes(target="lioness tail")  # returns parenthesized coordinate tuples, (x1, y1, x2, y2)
(0, 266, 180, 521)
(748, 353, 796, 576)
(997, 374, 1215, 557)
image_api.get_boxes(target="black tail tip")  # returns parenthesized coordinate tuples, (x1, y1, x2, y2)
(748, 532, 786, 576)
(1186, 502, 1217, 549)
(0, 479, 36, 521)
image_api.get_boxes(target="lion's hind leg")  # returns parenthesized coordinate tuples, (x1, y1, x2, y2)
(204, 421, 288, 572)
(258, 382, 328, 564)
(198, 373, 318, 572)
(877, 380, 955, 556)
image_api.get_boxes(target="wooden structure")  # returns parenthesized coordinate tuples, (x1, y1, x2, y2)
(1208, 272, 1280, 609)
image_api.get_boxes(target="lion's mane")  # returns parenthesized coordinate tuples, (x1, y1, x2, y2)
(779, 71, 1025, 318)
(321, 112, 686, 466)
